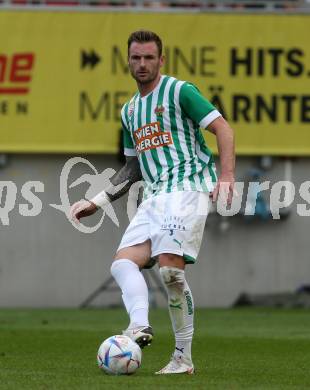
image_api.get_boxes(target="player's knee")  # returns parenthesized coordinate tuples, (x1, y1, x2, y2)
(158, 253, 185, 269)
(110, 260, 122, 277)
(159, 253, 178, 262)
(159, 266, 185, 290)
(110, 259, 138, 277)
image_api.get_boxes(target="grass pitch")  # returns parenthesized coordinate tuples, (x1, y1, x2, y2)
(0, 308, 310, 389)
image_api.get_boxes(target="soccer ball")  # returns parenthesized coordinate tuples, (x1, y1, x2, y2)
(97, 335, 142, 375)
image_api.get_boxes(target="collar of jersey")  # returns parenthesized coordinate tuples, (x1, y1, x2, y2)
(138, 74, 165, 100)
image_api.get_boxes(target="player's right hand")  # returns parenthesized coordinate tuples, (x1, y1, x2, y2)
(70, 200, 98, 224)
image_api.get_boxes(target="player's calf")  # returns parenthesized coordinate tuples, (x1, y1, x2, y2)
(159, 266, 194, 366)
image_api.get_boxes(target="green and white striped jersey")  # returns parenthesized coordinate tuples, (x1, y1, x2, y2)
(121, 75, 221, 199)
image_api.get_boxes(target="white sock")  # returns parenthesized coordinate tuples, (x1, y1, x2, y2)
(111, 259, 149, 329)
(159, 266, 194, 362)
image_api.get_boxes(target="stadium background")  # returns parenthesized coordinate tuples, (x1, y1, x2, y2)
(0, 1, 310, 308)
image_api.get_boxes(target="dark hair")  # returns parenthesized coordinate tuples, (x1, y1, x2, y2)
(127, 30, 162, 57)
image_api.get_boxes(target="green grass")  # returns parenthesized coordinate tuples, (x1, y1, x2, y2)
(0, 308, 310, 389)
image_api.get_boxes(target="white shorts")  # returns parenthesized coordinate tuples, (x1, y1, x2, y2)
(117, 191, 210, 264)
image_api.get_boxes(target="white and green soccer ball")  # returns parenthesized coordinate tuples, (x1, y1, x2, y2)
(97, 335, 142, 375)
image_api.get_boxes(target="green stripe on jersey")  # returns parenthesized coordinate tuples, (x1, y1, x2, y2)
(146, 93, 163, 186)
(122, 102, 134, 150)
(146, 77, 169, 188)
(168, 80, 186, 190)
(137, 97, 154, 183)
(154, 76, 173, 193)
(163, 79, 177, 193)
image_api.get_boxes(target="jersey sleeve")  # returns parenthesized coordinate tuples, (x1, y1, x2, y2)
(179, 82, 221, 129)
(121, 104, 136, 157)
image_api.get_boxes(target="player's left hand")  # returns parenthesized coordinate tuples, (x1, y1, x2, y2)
(211, 173, 235, 205)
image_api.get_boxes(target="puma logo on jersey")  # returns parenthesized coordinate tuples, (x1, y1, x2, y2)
(134, 121, 172, 153)
(128, 102, 135, 117)
(173, 238, 183, 248)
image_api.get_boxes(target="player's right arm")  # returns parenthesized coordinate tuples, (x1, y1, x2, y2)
(70, 102, 140, 224)
(70, 155, 141, 223)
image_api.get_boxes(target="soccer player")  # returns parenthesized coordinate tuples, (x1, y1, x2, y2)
(70, 30, 235, 375)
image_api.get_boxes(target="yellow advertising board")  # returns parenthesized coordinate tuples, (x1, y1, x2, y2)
(0, 11, 310, 155)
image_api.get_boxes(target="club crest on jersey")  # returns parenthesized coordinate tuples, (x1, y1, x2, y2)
(134, 121, 173, 154)
(154, 104, 165, 117)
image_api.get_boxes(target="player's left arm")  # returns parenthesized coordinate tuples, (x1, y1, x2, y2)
(179, 82, 235, 204)
(207, 116, 235, 204)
